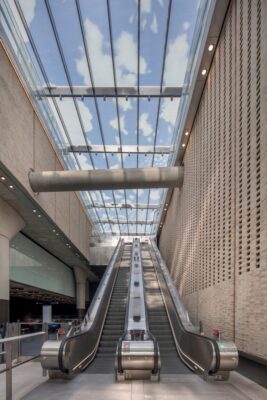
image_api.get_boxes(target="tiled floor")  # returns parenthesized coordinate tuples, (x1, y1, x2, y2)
(0, 362, 266, 400)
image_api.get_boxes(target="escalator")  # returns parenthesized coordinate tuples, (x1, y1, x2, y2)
(41, 238, 238, 381)
(85, 246, 130, 373)
(142, 246, 189, 374)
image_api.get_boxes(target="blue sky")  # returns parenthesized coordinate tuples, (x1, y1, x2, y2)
(8, 0, 201, 235)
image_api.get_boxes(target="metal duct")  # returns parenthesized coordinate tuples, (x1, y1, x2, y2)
(29, 167, 184, 192)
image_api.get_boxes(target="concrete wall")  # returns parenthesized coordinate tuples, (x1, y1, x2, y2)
(0, 43, 92, 260)
(159, 0, 267, 360)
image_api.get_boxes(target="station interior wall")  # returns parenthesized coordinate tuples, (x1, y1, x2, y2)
(159, 0, 267, 360)
(0, 42, 92, 260)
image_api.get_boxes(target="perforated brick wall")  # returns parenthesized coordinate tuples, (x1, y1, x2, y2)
(159, 0, 267, 359)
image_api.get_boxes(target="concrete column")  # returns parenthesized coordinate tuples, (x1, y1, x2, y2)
(0, 198, 25, 323)
(74, 267, 88, 319)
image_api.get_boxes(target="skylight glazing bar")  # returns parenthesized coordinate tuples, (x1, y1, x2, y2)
(145, 0, 173, 232)
(106, 0, 129, 235)
(136, 0, 141, 235)
(45, 0, 112, 233)
(13, 0, 104, 233)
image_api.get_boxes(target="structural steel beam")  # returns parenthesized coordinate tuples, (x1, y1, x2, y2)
(65, 144, 175, 155)
(97, 220, 155, 225)
(87, 203, 160, 210)
(36, 86, 183, 98)
(29, 167, 184, 192)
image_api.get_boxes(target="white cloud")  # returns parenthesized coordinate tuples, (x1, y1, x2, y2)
(164, 33, 189, 86)
(110, 115, 128, 136)
(22, 0, 36, 24)
(160, 98, 180, 126)
(114, 98, 133, 112)
(110, 163, 120, 169)
(150, 14, 158, 34)
(157, 0, 164, 6)
(183, 21, 190, 31)
(77, 154, 93, 170)
(76, 19, 113, 86)
(115, 31, 148, 85)
(129, 14, 134, 23)
(150, 190, 160, 201)
(139, 113, 153, 137)
(102, 193, 111, 201)
(140, 0, 152, 13)
(56, 99, 93, 145)
(76, 20, 149, 87)
(9, 0, 36, 42)
(141, 19, 148, 30)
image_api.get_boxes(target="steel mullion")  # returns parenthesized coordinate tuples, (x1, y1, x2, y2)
(45, 0, 113, 234)
(76, 0, 121, 236)
(13, 0, 104, 234)
(106, 0, 129, 236)
(145, 0, 173, 234)
(136, 0, 141, 235)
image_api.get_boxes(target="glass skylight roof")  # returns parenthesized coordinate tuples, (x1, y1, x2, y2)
(1, 0, 208, 236)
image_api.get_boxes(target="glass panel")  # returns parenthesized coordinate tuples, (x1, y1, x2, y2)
(163, 0, 198, 86)
(139, 0, 169, 85)
(109, 0, 137, 87)
(79, 0, 114, 86)
(157, 98, 180, 146)
(48, 0, 92, 86)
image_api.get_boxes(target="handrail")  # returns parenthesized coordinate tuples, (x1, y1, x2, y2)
(0, 331, 45, 344)
(81, 238, 122, 330)
(150, 239, 238, 379)
(41, 239, 124, 375)
(0, 331, 47, 400)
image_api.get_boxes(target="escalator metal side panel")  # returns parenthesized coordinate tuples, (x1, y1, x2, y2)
(41, 239, 124, 375)
(149, 240, 238, 377)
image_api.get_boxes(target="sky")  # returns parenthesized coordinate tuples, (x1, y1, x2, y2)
(7, 0, 201, 236)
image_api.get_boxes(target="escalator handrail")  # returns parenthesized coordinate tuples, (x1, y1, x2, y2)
(81, 238, 122, 328)
(58, 239, 124, 373)
(149, 239, 238, 375)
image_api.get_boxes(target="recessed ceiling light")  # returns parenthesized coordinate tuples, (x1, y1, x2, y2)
(33, 209, 37, 213)
(56, 233, 59, 236)
(0, 176, 6, 181)
(53, 229, 56, 233)
(9, 185, 14, 189)
(182, 143, 186, 148)
(185, 131, 189, 136)
(208, 44, 214, 52)
(37, 214, 41, 218)
(201, 69, 207, 76)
